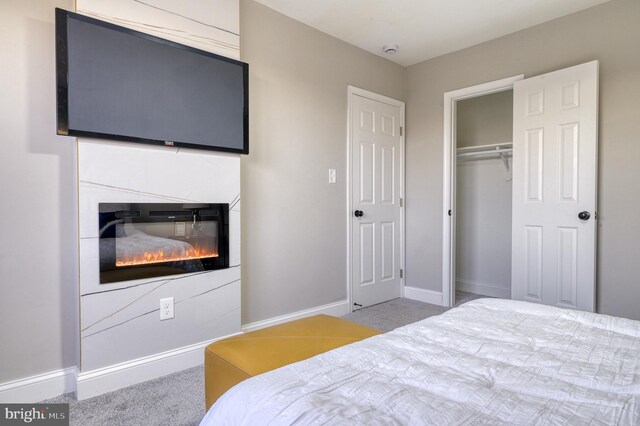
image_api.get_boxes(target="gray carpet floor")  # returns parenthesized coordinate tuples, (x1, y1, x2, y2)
(42, 291, 486, 425)
(343, 290, 482, 332)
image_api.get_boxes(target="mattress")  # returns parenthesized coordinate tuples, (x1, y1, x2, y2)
(200, 298, 640, 425)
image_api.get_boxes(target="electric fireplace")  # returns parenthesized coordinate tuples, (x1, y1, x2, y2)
(99, 203, 229, 283)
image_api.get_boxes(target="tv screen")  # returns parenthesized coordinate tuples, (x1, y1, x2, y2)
(55, 8, 248, 154)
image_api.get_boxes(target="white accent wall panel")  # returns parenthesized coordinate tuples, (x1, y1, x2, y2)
(75, 0, 241, 374)
(76, 0, 239, 60)
(78, 141, 241, 371)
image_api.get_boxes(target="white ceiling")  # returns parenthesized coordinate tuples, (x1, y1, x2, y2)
(253, 0, 612, 66)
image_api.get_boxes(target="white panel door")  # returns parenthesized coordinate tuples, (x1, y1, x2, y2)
(350, 92, 403, 308)
(512, 61, 598, 312)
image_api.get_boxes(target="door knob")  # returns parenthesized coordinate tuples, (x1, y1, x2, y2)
(354, 210, 364, 217)
(578, 211, 591, 221)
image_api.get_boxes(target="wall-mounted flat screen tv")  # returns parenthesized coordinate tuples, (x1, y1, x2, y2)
(55, 8, 248, 154)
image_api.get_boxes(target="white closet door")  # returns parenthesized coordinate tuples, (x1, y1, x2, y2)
(511, 61, 598, 312)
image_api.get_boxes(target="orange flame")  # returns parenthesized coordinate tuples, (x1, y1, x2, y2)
(116, 246, 218, 267)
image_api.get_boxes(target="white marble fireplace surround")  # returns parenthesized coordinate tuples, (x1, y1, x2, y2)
(75, 0, 241, 399)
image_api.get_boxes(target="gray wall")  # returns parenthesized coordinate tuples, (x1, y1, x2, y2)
(240, 0, 405, 324)
(0, 0, 77, 383)
(456, 91, 513, 148)
(405, 0, 640, 320)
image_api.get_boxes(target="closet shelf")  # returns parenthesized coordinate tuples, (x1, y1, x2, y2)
(456, 142, 512, 157)
(457, 142, 513, 174)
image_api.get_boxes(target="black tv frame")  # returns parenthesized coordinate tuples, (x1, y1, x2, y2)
(55, 8, 249, 155)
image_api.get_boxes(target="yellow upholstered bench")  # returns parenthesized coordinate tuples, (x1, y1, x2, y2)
(204, 314, 381, 409)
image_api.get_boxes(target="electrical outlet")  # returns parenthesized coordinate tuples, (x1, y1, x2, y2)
(160, 297, 174, 320)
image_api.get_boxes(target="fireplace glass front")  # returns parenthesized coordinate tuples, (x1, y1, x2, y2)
(99, 203, 229, 283)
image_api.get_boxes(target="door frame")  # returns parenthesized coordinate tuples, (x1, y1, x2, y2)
(347, 85, 406, 312)
(441, 75, 523, 307)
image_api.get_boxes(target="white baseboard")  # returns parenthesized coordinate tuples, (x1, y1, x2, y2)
(76, 332, 240, 401)
(457, 279, 511, 299)
(80, 299, 350, 398)
(0, 367, 77, 403)
(5, 301, 352, 402)
(242, 300, 350, 333)
(403, 286, 444, 306)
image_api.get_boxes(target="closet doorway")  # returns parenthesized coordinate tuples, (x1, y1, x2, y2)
(442, 75, 523, 307)
(443, 61, 599, 311)
(455, 90, 514, 304)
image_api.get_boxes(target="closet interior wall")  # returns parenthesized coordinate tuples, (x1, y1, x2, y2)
(455, 90, 513, 299)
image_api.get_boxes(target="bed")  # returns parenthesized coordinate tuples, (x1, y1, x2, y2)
(200, 298, 640, 425)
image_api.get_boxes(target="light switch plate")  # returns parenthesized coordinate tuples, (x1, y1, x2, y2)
(328, 169, 336, 184)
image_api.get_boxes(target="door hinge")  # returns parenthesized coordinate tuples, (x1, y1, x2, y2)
(400, 269, 403, 278)
(400, 126, 403, 136)
(400, 197, 403, 207)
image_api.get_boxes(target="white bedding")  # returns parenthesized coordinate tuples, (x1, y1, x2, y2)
(201, 299, 640, 425)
